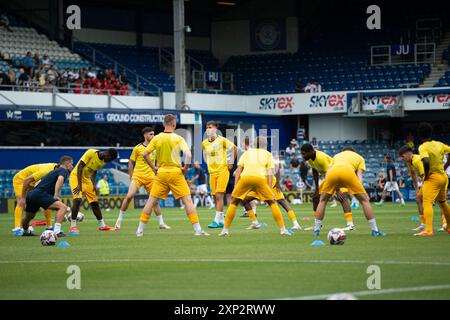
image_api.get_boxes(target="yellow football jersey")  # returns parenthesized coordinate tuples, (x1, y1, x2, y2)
(130, 143, 156, 178)
(16, 163, 58, 186)
(71, 149, 106, 179)
(307, 150, 332, 175)
(202, 136, 235, 174)
(147, 132, 189, 172)
(330, 150, 366, 172)
(407, 154, 425, 179)
(418, 140, 450, 175)
(238, 148, 275, 178)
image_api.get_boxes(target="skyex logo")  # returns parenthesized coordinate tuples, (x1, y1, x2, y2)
(259, 97, 294, 112)
(362, 96, 399, 107)
(309, 94, 345, 108)
(416, 94, 450, 106)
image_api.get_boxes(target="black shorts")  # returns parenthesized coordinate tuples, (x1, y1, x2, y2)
(25, 190, 57, 214)
(226, 180, 234, 194)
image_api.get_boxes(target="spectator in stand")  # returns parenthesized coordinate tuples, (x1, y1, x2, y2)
(7, 69, 16, 86)
(294, 77, 304, 93)
(377, 173, 386, 190)
(41, 54, 51, 68)
(397, 177, 405, 189)
(284, 176, 293, 192)
(304, 169, 314, 190)
(285, 141, 296, 157)
(17, 68, 29, 86)
(311, 137, 319, 150)
(0, 12, 13, 32)
(313, 79, 322, 92)
(290, 156, 300, 170)
(33, 52, 40, 66)
(0, 69, 10, 89)
(22, 52, 35, 77)
(274, 154, 286, 176)
(404, 172, 414, 188)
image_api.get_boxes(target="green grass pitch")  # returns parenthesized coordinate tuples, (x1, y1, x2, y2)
(0, 202, 449, 300)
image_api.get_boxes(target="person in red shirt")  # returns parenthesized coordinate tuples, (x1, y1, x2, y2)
(284, 176, 293, 191)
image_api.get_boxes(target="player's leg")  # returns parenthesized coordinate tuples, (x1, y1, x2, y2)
(152, 202, 171, 229)
(435, 179, 450, 233)
(47, 200, 67, 236)
(180, 195, 209, 236)
(413, 189, 426, 231)
(69, 174, 82, 234)
(353, 193, 383, 236)
(419, 174, 442, 236)
(277, 198, 301, 230)
(376, 185, 388, 206)
(12, 176, 25, 234)
(90, 201, 110, 231)
(335, 190, 354, 230)
(314, 193, 332, 236)
(43, 209, 52, 229)
(243, 196, 261, 229)
(136, 195, 158, 236)
(395, 187, 406, 206)
(210, 170, 229, 228)
(219, 196, 241, 236)
(21, 210, 38, 236)
(115, 180, 139, 229)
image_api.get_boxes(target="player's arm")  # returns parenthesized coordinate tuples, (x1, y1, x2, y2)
(267, 167, 274, 191)
(73, 160, 85, 195)
(275, 168, 282, 191)
(91, 171, 98, 195)
(422, 158, 430, 180)
(229, 145, 238, 170)
(356, 168, 364, 183)
(128, 160, 135, 179)
(444, 154, 450, 171)
(234, 165, 243, 186)
(19, 175, 36, 206)
(190, 173, 199, 184)
(389, 168, 394, 183)
(410, 169, 419, 191)
(54, 175, 65, 200)
(182, 148, 192, 176)
(143, 150, 157, 175)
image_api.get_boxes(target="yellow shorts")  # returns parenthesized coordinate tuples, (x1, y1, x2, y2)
(150, 169, 190, 200)
(69, 174, 98, 203)
(422, 172, 448, 204)
(12, 175, 35, 197)
(232, 176, 275, 201)
(132, 175, 154, 194)
(209, 169, 230, 195)
(320, 166, 366, 195)
(248, 185, 285, 201)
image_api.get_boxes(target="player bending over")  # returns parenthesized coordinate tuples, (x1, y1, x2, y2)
(414, 123, 450, 236)
(201, 121, 237, 228)
(399, 145, 448, 232)
(219, 136, 291, 236)
(12, 162, 59, 235)
(136, 114, 209, 236)
(114, 127, 170, 230)
(313, 147, 385, 237)
(300, 143, 355, 231)
(21, 156, 73, 237)
(69, 148, 118, 234)
(242, 153, 301, 231)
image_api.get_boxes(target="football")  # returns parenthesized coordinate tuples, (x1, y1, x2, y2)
(64, 208, 85, 222)
(40, 230, 57, 246)
(327, 228, 346, 245)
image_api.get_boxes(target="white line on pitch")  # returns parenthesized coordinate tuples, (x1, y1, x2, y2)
(0, 258, 450, 266)
(277, 284, 450, 300)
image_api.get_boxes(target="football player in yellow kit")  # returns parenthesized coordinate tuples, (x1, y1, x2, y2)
(69, 148, 118, 234)
(314, 147, 385, 237)
(415, 123, 450, 236)
(114, 127, 170, 230)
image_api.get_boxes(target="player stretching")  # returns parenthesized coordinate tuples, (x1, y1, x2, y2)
(313, 147, 385, 237)
(242, 153, 301, 231)
(12, 162, 59, 235)
(21, 156, 73, 237)
(219, 136, 291, 236)
(300, 143, 355, 231)
(414, 123, 450, 236)
(69, 148, 118, 234)
(375, 154, 406, 206)
(136, 114, 209, 236)
(399, 145, 447, 232)
(201, 121, 237, 228)
(114, 127, 170, 230)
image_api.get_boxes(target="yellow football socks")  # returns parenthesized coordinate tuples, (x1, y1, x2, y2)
(270, 203, 284, 228)
(344, 212, 353, 224)
(44, 209, 52, 227)
(187, 212, 200, 225)
(287, 210, 297, 222)
(420, 215, 425, 224)
(14, 206, 23, 228)
(140, 213, 150, 224)
(224, 204, 237, 228)
(247, 209, 257, 222)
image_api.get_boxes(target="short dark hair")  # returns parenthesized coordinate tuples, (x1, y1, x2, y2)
(206, 121, 218, 128)
(300, 143, 314, 152)
(342, 146, 355, 152)
(142, 126, 155, 135)
(398, 145, 413, 156)
(418, 122, 433, 140)
(59, 155, 73, 164)
(106, 148, 118, 159)
(385, 154, 392, 161)
(164, 114, 176, 125)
